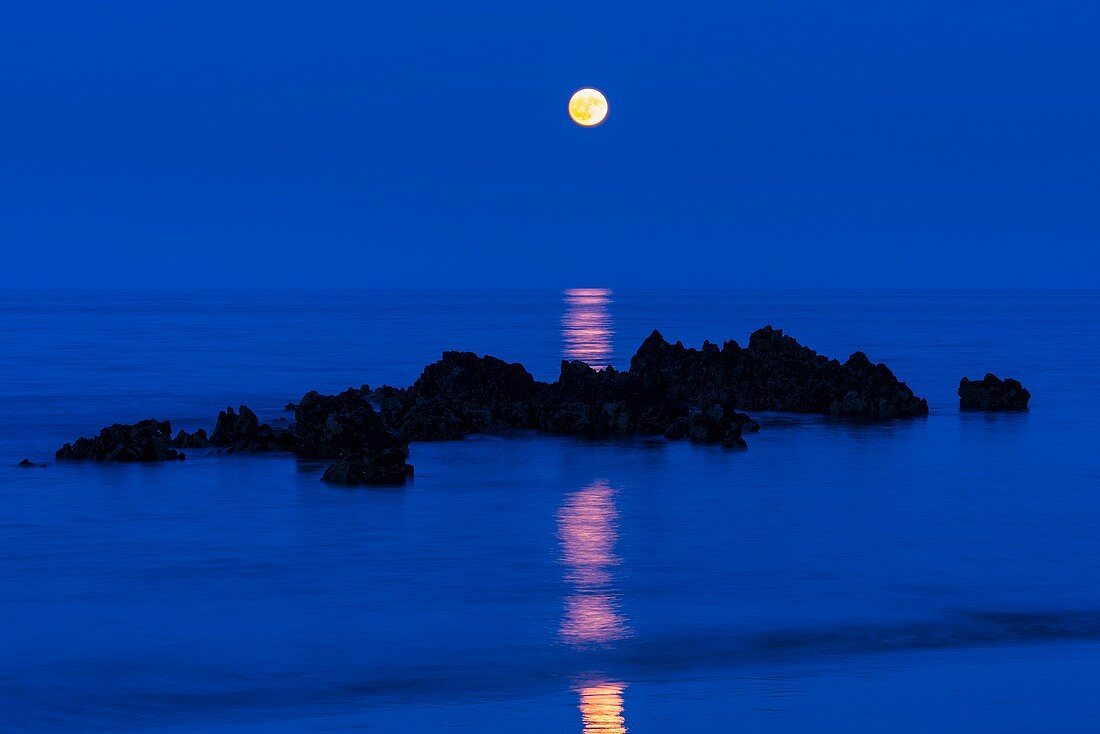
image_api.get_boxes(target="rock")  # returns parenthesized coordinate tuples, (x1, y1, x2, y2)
(17, 458, 44, 468)
(172, 428, 209, 448)
(663, 417, 690, 440)
(284, 402, 298, 412)
(378, 353, 542, 440)
(210, 405, 290, 451)
(55, 325, 927, 471)
(320, 447, 414, 486)
(628, 327, 928, 419)
(211, 405, 258, 444)
(534, 360, 684, 439)
(686, 403, 757, 448)
(959, 374, 1031, 410)
(364, 326, 921, 452)
(56, 419, 182, 462)
(294, 387, 402, 458)
(293, 386, 414, 485)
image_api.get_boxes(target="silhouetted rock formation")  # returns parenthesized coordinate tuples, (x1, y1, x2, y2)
(293, 387, 413, 485)
(55, 325, 928, 483)
(376, 352, 541, 440)
(959, 374, 1031, 410)
(321, 448, 414, 486)
(172, 428, 209, 448)
(375, 327, 923, 450)
(210, 406, 292, 451)
(627, 327, 927, 418)
(56, 419, 183, 462)
(18, 458, 44, 468)
(532, 359, 759, 447)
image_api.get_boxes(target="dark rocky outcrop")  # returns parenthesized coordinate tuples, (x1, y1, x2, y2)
(627, 327, 927, 419)
(376, 353, 542, 440)
(55, 325, 929, 482)
(959, 374, 1031, 410)
(294, 387, 388, 457)
(532, 359, 758, 447)
(293, 387, 413, 485)
(320, 447, 414, 486)
(172, 428, 209, 448)
(210, 406, 292, 451)
(373, 327, 923, 449)
(18, 458, 45, 468)
(56, 419, 183, 462)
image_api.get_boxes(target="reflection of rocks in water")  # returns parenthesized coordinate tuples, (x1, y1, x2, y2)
(576, 681, 627, 734)
(558, 480, 628, 645)
(563, 288, 614, 370)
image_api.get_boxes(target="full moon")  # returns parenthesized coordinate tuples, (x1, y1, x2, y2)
(568, 88, 609, 127)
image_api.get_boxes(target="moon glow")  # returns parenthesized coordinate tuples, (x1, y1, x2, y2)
(569, 88, 609, 127)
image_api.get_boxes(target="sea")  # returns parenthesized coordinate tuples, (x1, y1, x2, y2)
(2, 289, 1099, 732)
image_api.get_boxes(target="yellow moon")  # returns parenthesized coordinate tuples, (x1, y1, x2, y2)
(569, 88, 609, 127)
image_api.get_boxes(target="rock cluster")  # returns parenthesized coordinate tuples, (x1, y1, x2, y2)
(56, 419, 183, 462)
(55, 326, 928, 485)
(373, 327, 925, 450)
(294, 387, 413, 484)
(625, 327, 927, 418)
(172, 428, 209, 448)
(373, 353, 540, 440)
(958, 374, 1031, 410)
(210, 405, 294, 451)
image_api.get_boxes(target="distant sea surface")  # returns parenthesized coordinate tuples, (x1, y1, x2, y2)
(3, 289, 1100, 733)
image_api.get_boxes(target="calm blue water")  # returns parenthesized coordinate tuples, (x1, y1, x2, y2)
(2, 289, 1100, 732)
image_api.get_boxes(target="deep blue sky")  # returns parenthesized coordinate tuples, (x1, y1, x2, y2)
(2, 1, 1097, 288)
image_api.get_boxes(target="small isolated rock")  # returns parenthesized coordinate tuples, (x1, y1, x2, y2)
(18, 458, 44, 468)
(959, 374, 1031, 411)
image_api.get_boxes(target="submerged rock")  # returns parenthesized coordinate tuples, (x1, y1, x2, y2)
(56, 420, 183, 462)
(959, 374, 1031, 410)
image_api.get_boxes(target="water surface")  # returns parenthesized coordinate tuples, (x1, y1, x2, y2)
(2, 289, 1099, 732)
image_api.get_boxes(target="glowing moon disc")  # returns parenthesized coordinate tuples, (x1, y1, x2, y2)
(569, 88, 609, 127)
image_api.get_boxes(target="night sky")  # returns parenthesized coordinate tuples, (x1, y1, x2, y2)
(2, 1, 1097, 288)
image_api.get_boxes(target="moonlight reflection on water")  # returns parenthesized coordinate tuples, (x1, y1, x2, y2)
(558, 479, 630, 732)
(563, 288, 614, 370)
(576, 681, 628, 733)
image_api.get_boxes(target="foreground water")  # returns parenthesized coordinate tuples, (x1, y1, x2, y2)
(2, 289, 1099, 732)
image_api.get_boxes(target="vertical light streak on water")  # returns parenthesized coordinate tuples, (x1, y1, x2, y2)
(562, 288, 614, 370)
(575, 681, 628, 734)
(558, 479, 630, 731)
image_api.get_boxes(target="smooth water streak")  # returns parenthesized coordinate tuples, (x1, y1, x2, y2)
(562, 288, 614, 370)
